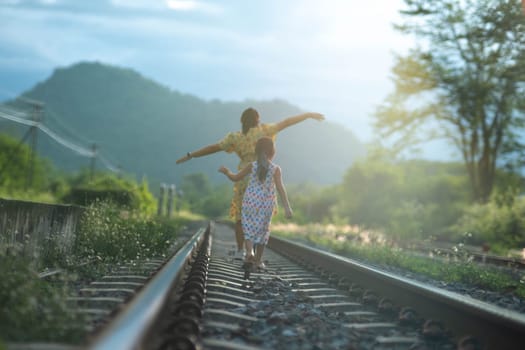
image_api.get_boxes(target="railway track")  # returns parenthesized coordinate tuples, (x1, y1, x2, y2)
(84, 221, 525, 350)
(408, 243, 525, 271)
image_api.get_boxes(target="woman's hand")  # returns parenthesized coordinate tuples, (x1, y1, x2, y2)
(176, 155, 190, 164)
(308, 113, 325, 121)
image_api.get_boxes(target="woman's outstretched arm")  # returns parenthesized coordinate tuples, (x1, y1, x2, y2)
(176, 143, 222, 164)
(275, 112, 325, 132)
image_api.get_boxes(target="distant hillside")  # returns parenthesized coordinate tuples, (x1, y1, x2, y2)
(0, 62, 366, 187)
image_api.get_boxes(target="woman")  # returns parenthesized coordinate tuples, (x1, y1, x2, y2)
(176, 107, 324, 259)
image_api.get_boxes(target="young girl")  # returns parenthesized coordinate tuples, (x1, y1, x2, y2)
(219, 136, 292, 269)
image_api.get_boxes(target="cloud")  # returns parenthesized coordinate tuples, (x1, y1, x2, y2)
(110, 0, 165, 11)
(166, 0, 195, 10)
(109, 0, 223, 15)
(0, 0, 414, 140)
(166, 0, 222, 14)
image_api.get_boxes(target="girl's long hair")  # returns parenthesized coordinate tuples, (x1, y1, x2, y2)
(255, 137, 275, 182)
(241, 108, 260, 134)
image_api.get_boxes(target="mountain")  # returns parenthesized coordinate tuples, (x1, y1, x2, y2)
(0, 62, 366, 188)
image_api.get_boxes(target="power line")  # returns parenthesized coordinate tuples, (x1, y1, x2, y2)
(0, 104, 32, 119)
(0, 109, 35, 127)
(0, 106, 94, 157)
(99, 154, 120, 173)
(0, 103, 120, 173)
(43, 107, 122, 173)
(44, 107, 94, 146)
(0, 88, 44, 107)
(37, 124, 94, 157)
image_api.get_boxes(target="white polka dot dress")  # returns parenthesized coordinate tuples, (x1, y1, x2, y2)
(241, 161, 279, 245)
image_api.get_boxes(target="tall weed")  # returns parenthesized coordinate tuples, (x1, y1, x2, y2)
(0, 249, 84, 342)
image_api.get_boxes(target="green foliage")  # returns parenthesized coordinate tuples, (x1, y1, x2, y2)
(179, 173, 230, 218)
(338, 160, 401, 229)
(0, 250, 84, 342)
(64, 171, 156, 216)
(180, 173, 212, 212)
(375, 0, 525, 202)
(274, 228, 525, 298)
(285, 183, 341, 224)
(0, 133, 54, 193)
(336, 158, 470, 240)
(74, 201, 178, 263)
(199, 184, 231, 218)
(0, 199, 187, 343)
(452, 189, 525, 249)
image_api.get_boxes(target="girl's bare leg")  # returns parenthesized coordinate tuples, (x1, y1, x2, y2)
(254, 244, 265, 265)
(235, 220, 244, 251)
(244, 240, 255, 261)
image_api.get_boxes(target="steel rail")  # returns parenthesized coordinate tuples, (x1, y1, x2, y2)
(268, 235, 525, 350)
(414, 244, 525, 269)
(88, 225, 209, 350)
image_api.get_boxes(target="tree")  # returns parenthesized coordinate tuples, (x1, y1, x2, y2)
(64, 170, 157, 215)
(178, 173, 231, 217)
(375, 0, 525, 202)
(180, 173, 213, 214)
(337, 158, 470, 238)
(0, 133, 51, 191)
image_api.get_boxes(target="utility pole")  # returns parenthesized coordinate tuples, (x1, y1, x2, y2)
(167, 184, 176, 218)
(90, 143, 97, 181)
(157, 184, 166, 216)
(26, 101, 43, 190)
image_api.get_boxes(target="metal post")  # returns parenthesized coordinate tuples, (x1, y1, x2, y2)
(176, 189, 183, 213)
(90, 143, 97, 181)
(26, 102, 43, 189)
(166, 184, 175, 218)
(157, 184, 166, 216)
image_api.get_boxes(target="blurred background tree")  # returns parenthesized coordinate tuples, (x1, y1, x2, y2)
(63, 171, 157, 216)
(374, 0, 525, 203)
(0, 133, 56, 199)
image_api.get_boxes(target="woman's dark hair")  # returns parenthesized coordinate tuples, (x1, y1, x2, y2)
(255, 136, 275, 182)
(241, 108, 260, 134)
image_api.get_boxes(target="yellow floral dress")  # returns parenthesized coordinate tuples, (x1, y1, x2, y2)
(219, 123, 279, 221)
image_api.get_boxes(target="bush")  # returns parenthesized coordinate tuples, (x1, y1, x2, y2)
(73, 201, 179, 263)
(0, 250, 84, 342)
(452, 189, 525, 250)
(337, 159, 470, 239)
(64, 172, 157, 216)
(0, 133, 65, 200)
(274, 226, 525, 298)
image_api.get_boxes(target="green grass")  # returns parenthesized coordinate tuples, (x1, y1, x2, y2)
(0, 251, 85, 343)
(1, 201, 190, 343)
(274, 227, 525, 299)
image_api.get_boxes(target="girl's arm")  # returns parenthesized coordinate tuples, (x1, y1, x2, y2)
(275, 112, 325, 132)
(274, 167, 293, 218)
(218, 164, 252, 182)
(176, 143, 222, 164)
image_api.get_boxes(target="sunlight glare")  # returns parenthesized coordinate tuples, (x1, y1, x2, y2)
(293, 0, 409, 49)
(166, 0, 197, 11)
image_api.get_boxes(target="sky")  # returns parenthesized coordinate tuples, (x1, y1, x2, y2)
(0, 0, 415, 143)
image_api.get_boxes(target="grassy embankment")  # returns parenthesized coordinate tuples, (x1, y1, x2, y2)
(272, 223, 525, 299)
(0, 202, 199, 344)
